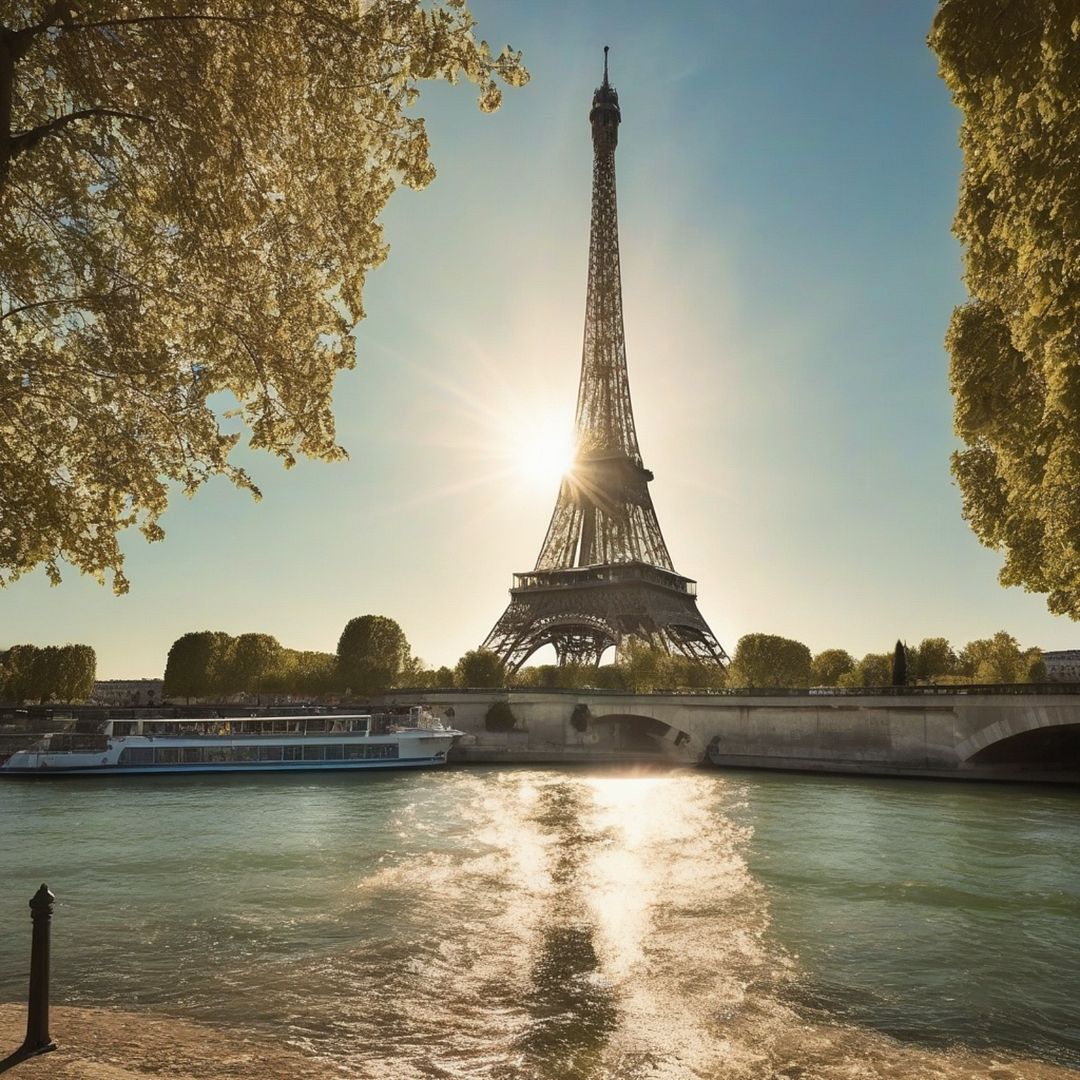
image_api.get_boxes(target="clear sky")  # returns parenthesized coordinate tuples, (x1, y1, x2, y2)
(4, 1, 1077, 678)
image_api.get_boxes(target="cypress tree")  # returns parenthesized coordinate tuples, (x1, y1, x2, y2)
(892, 640, 908, 687)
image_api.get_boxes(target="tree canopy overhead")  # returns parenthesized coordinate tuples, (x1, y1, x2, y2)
(930, 2, 1080, 617)
(0, 1, 526, 592)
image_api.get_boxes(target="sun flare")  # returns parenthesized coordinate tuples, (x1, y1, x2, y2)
(505, 412, 576, 491)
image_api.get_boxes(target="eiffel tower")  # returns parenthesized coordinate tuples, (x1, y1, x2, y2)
(482, 49, 728, 673)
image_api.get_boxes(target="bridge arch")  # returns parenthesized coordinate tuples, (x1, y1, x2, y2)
(955, 706, 1080, 766)
(585, 709, 694, 755)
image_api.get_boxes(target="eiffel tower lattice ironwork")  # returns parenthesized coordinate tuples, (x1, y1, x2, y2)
(482, 50, 729, 673)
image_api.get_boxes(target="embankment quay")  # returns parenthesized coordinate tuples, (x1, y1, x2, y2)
(3, 686, 1079, 782)
(373, 686, 1080, 783)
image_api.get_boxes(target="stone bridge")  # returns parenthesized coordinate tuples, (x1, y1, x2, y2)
(372, 688, 1080, 782)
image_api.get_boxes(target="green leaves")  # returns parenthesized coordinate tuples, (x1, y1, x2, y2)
(931, 1, 1080, 617)
(454, 648, 506, 688)
(726, 634, 811, 689)
(0, 2, 528, 592)
(336, 614, 411, 694)
(0, 641, 95, 702)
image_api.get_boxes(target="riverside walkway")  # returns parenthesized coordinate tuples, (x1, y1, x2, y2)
(0, 1004, 338, 1079)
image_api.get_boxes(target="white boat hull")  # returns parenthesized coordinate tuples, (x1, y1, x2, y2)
(1, 722, 459, 778)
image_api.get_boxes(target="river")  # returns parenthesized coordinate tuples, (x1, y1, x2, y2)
(1, 766, 1077, 1078)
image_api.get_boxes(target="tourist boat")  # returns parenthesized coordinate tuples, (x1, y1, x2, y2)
(0, 709, 463, 777)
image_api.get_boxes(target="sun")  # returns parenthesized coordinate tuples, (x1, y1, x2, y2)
(506, 412, 576, 491)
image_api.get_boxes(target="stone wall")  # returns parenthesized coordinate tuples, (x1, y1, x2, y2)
(372, 689, 1080, 781)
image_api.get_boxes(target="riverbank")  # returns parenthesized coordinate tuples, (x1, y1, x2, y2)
(2, 1001, 1077, 1079)
(0, 1004, 338, 1078)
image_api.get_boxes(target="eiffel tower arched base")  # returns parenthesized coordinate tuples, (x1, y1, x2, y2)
(482, 563, 728, 674)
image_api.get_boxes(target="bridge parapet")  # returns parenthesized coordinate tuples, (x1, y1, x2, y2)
(369, 688, 1080, 781)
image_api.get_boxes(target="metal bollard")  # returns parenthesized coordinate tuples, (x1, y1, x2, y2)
(19, 885, 57, 1059)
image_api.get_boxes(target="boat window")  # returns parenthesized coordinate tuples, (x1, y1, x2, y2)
(364, 743, 399, 760)
(258, 745, 283, 762)
(205, 746, 232, 763)
(302, 744, 325, 761)
(46, 733, 109, 754)
(282, 745, 302, 761)
(118, 747, 154, 766)
(154, 747, 181, 764)
(324, 744, 343, 761)
(182, 747, 203, 764)
(344, 744, 365, 760)
(235, 746, 258, 762)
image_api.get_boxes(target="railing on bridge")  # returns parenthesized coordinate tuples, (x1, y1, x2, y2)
(436, 682, 1080, 698)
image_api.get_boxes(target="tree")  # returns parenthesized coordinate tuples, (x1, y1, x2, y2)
(910, 637, 957, 683)
(891, 640, 908, 687)
(455, 648, 506, 688)
(958, 631, 1042, 684)
(592, 664, 627, 691)
(810, 649, 855, 687)
(930, 4, 1080, 618)
(414, 664, 456, 690)
(838, 653, 892, 689)
(726, 634, 812, 689)
(30, 645, 63, 701)
(0, 3, 527, 594)
(616, 638, 667, 693)
(56, 643, 95, 701)
(665, 655, 727, 691)
(288, 650, 339, 697)
(163, 630, 232, 701)
(1, 644, 39, 701)
(337, 615, 410, 694)
(227, 633, 283, 699)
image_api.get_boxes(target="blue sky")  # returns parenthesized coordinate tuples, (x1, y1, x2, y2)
(5, 1, 1076, 677)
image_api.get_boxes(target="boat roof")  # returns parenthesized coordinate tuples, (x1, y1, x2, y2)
(122, 714, 374, 722)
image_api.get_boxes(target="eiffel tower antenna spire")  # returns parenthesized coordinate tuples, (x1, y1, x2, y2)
(481, 56, 729, 672)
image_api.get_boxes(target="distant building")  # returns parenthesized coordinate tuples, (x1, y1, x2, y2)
(92, 679, 164, 707)
(1041, 651, 1080, 683)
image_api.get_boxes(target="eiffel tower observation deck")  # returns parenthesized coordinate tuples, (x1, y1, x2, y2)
(482, 49, 729, 673)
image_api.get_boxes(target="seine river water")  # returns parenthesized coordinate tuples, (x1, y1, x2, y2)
(1, 767, 1078, 1078)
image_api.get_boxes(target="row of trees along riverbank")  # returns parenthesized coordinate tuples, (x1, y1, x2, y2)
(161, 618, 1049, 701)
(0, 645, 96, 703)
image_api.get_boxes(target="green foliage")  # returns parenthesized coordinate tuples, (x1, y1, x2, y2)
(274, 650, 338, 697)
(226, 633, 283, 697)
(930, 4, 1080, 617)
(892, 640, 908, 687)
(409, 664, 456, 689)
(455, 649, 507, 688)
(727, 634, 811, 689)
(513, 662, 593, 689)
(810, 649, 855, 687)
(592, 665, 628, 691)
(909, 637, 958, 683)
(665, 654, 727, 690)
(0, 642, 95, 702)
(164, 630, 338, 699)
(163, 630, 232, 701)
(337, 615, 411, 694)
(616, 638, 666, 693)
(58, 643, 96, 701)
(838, 653, 892, 689)
(957, 631, 1044, 684)
(485, 700, 517, 733)
(0, 3, 527, 593)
